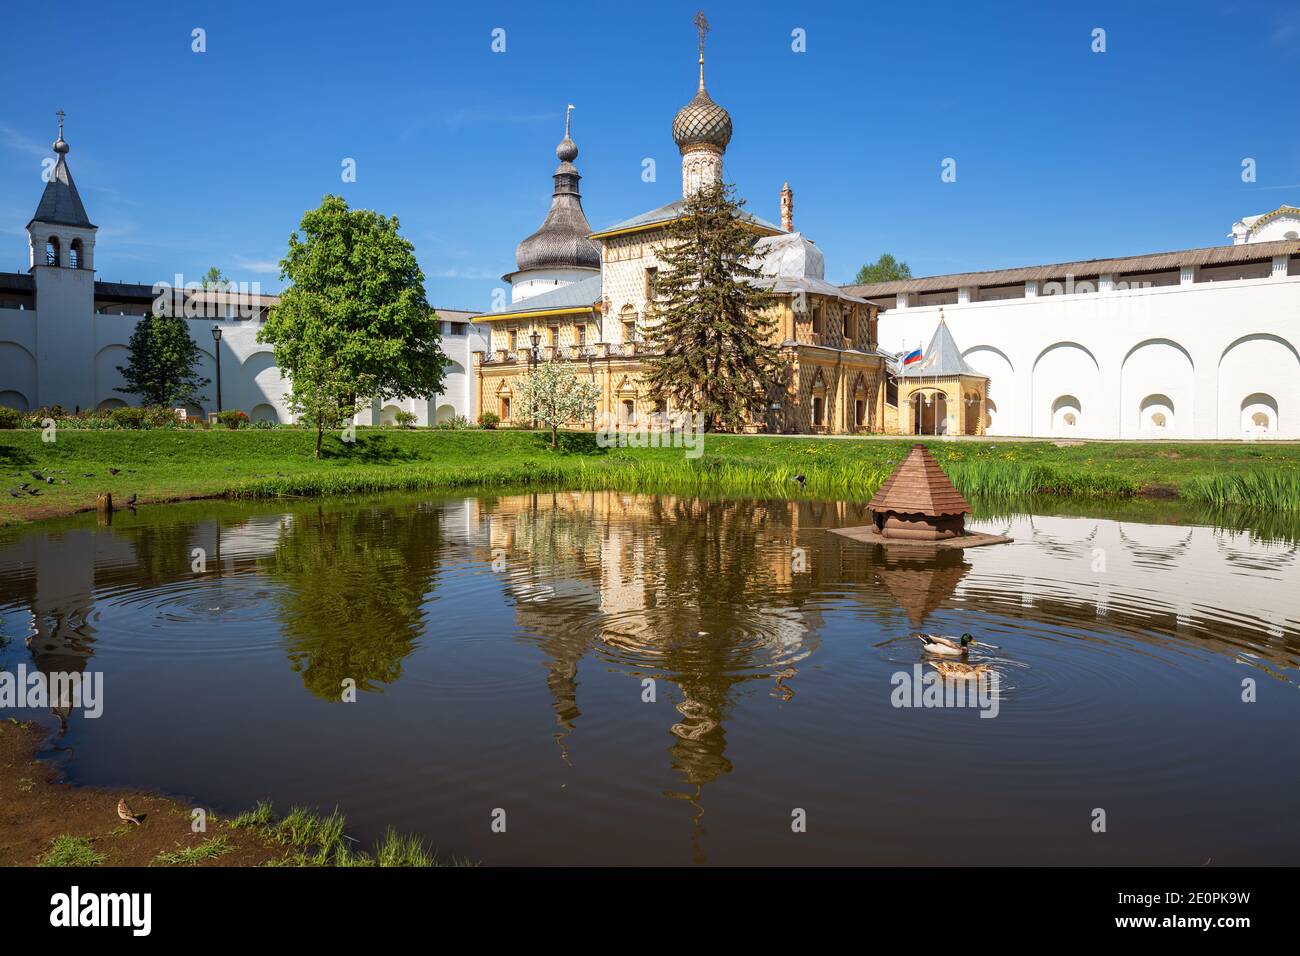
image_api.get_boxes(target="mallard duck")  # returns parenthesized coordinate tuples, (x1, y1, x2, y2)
(914, 632, 975, 656)
(927, 660, 990, 680)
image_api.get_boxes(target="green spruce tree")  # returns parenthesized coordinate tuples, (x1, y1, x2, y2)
(115, 313, 210, 407)
(642, 182, 784, 432)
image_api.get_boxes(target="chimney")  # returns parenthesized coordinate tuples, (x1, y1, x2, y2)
(780, 181, 794, 232)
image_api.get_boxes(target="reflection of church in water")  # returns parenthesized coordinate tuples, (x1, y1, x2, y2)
(466, 491, 984, 800)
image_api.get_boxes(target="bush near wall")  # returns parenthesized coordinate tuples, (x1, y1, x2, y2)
(0, 407, 22, 429)
(219, 410, 250, 429)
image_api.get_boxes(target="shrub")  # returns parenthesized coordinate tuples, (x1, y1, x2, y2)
(478, 412, 500, 430)
(252, 418, 276, 430)
(219, 410, 250, 429)
(0, 407, 21, 429)
(110, 406, 150, 429)
(436, 415, 471, 430)
(394, 410, 418, 428)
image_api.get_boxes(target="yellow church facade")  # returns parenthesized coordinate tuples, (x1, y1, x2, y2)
(470, 31, 985, 437)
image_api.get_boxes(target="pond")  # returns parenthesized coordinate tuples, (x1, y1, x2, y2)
(2, 492, 1298, 865)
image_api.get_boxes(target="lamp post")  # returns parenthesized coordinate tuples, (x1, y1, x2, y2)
(528, 330, 541, 429)
(211, 325, 223, 415)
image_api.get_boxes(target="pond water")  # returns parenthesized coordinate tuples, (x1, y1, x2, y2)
(2, 492, 1298, 865)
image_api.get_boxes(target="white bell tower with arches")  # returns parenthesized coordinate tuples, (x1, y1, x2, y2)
(27, 111, 98, 411)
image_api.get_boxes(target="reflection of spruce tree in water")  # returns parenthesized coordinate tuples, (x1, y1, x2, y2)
(262, 504, 443, 700)
(651, 499, 772, 788)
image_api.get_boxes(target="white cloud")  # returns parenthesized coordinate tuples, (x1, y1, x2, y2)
(0, 124, 49, 157)
(234, 255, 281, 274)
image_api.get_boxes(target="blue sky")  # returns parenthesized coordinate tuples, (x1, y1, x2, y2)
(2, 0, 1297, 308)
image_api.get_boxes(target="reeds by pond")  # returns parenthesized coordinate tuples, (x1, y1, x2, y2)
(1180, 469, 1300, 512)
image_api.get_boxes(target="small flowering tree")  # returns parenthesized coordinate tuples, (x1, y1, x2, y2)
(515, 360, 601, 449)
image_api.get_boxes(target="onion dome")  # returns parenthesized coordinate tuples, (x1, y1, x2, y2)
(672, 16, 731, 152)
(514, 107, 600, 273)
(672, 86, 732, 153)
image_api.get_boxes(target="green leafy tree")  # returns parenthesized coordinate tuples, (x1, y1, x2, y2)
(515, 360, 601, 448)
(642, 182, 784, 432)
(201, 266, 231, 291)
(258, 195, 449, 456)
(854, 253, 912, 285)
(114, 313, 210, 407)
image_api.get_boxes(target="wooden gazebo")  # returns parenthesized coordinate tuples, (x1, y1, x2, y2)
(830, 443, 1011, 549)
(868, 443, 970, 540)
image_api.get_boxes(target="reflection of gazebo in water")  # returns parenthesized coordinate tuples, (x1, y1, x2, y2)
(875, 549, 971, 629)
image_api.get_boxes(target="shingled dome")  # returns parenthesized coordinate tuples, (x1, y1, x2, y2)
(514, 115, 600, 274)
(868, 444, 972, 540)
(672, 86, 732, 152)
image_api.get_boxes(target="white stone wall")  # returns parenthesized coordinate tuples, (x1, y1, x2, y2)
(0, 288, 486, 425)
(881, 271, 1300, 439)
(509, 267, 598, 303)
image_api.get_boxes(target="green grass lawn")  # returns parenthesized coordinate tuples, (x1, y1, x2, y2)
(2, 427, 1299, 525)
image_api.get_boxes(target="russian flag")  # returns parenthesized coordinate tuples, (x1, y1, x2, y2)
(902, 347, 923, 366)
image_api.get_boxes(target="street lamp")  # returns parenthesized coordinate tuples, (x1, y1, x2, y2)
(528, 330, 542, 430)
(210, 325, 223, 414)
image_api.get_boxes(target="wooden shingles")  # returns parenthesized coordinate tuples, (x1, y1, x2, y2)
(868, 443, 972, 516)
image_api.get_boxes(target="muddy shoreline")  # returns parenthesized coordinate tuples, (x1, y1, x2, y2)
(0, 720, 285, 867)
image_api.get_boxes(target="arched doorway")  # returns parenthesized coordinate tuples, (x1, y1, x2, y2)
(1051, 394, 1081, 433)
(1240, 393, 1278, 434)
(911, 390, 946, 435)
(1139, 393, 1175, 433)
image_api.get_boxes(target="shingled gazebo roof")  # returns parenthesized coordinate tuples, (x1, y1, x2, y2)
(868, 444, 972, 517)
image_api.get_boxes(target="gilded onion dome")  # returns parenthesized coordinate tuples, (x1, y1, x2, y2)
(514, 107, 600, 273)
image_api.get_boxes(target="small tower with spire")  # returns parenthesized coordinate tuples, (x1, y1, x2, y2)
(27, 111, 99, 411)
(780, 182, 794, 232)
(28, 110, 96, 272)
(672, 12, 732, 199)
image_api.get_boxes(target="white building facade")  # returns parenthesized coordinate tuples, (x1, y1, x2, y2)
(0, 125, 483, 426)
(858, 225, 1300, 440)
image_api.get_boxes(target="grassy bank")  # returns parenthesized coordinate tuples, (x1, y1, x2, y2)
(3, 428, 1300, 525)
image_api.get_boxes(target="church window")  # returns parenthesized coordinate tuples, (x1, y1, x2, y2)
(45, 236, 60, 266)
(576, 324, 586, 347)
(811, 305, 823, 337)
(644, 267, 658, 303)
(509, 329, 518, 351)
(548, 324, 559, 347)
(842, 311, 851, 341)
(69, 238, 82, 269)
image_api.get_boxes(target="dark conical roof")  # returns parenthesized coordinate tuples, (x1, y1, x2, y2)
(868, 444, 972, 517)
(515, 116, 599, 273)
(29, 150, 94, 230)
